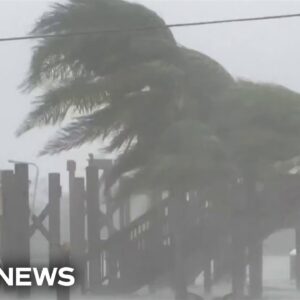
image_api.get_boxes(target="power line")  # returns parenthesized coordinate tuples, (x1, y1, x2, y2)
(0, 12, 300, 43)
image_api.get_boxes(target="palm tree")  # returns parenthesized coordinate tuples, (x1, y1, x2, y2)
(18, 1, 234, 299)
(18, 0, 179, 148)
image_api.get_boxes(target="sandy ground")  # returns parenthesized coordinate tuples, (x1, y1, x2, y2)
(0, 256, 299, 300)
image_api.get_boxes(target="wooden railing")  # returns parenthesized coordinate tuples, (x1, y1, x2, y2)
(93, 194, 214, 294)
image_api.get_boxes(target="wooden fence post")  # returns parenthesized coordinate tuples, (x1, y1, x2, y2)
(14, 164, 30, 263)
(86, 165, 100, 290)
(72, 177, 86, 293)
(14, 164, 30, 297)
(67, 161, 76, 256)
(49, 173, 61, 269)
(56, 246, 70, 300)
(1, 170, 16, 269)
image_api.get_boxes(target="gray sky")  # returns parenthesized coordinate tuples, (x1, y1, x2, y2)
(1, 0, 300, 183)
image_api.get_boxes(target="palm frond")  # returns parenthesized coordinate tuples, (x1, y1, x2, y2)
(17, 78, 108, 135)
(39, 106, 122, 155)
(213, 80, 300, 168)
(23, 0, 177, 91)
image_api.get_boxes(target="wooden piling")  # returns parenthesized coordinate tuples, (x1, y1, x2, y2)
(72, 177, 86, 293)
(49, 173, 61, 269)
(1, 170, 16, 270)
(56, 246, 71, 300)
(15, 164, 31, 297)
(86, 165, 100, 290)
(67, 161, 76, 257)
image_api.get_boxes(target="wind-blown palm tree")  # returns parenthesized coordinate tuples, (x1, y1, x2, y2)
(18, 1, 234, 299)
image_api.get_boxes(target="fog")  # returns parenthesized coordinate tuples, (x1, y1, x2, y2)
(1, 1, 300, 300)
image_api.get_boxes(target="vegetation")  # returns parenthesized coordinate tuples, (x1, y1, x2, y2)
(212, 80, 300, 298)
(19, 1, 300, 300)
(18, 1, 233, 299)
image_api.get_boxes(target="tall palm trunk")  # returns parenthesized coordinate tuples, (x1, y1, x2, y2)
(244, 169, 263, 299)
(169, 189, 188, 300)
